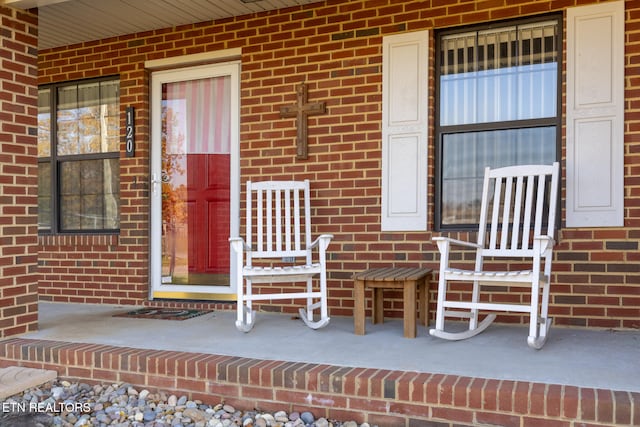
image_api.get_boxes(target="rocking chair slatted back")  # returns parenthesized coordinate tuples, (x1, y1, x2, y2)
(478, 164, 559, 258)
(246, 180, 311, 261)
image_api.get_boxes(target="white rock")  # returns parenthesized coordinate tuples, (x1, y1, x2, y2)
(274, 410, 288, 422)
(259, 413, 275, 425)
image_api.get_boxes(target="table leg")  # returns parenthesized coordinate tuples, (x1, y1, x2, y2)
(418, 278, 428, 327)
(404, 280, 417, 338)
(373, 287, 384, 324)
(354, 279, 365, 335)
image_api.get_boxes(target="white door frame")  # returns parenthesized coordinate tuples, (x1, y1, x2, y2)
(149, 61, 240, 300)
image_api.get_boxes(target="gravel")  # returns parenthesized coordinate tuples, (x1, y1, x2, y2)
(0, 380, 377, 427)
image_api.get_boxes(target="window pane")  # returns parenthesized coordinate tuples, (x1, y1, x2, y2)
(38, 89, 51, 158)
(38, 162, 51, 230)
(163, 76, 231, 155)
(57, 81, 120, 155)
(101, 80, 120, 152)
(59, 159, 120, 231)
(441, 127, 556, 226)
(78, 82, 101, 154)
(440, 21, 558, 126)
(57, 85, 79, 155)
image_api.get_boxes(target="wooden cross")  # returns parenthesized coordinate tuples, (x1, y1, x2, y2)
(279, 82, 326, 160)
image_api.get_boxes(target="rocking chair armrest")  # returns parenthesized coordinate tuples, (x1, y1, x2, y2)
(533, 235, 555, 254)
(229, 237, 253, 253)
(432, 236, 482, 253)
(309, 234, 334, 251)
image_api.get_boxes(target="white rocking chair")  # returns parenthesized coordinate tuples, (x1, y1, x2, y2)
(229, 180, 333, 332)
(430, 162, 560, 349)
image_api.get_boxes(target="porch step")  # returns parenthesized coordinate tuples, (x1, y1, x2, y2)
(0, 366, 57, 399)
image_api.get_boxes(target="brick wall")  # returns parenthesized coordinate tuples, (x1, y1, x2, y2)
(37, 0, 640, 330)
(0, 6, 38, 337)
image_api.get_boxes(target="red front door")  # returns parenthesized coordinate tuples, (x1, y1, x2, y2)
(186, 154, 230, 276)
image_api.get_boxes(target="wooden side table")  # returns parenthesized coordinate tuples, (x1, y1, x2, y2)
(353, 267, 432, 338)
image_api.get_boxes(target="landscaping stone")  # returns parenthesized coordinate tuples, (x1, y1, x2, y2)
(0, 380, 378, 427)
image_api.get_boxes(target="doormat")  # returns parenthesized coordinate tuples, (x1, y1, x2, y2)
(114, 308, 210, 321)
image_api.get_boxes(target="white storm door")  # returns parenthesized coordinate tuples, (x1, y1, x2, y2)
(150, 62, 240, 300)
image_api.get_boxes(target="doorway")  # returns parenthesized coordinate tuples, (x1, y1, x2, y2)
(150, 62, 239, 300)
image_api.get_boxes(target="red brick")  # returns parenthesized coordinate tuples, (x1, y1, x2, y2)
(65, 366, 92, 379)
(596, 389, 614, 424)
(546, 384, 562, 417)
(476, 411, 521, 427)
(348, 396, 391, 414)
(388, 401, 429, 418)
(176, 378, 207, 393)
(522, 417, 570, 427)
(146, 375, 177, 391)
(343, 367, 366, 396)
(431, 406, 474, 424)
(632, 392, 640, 426)
(613, 391, 632, 425)
(580, 388, 596, 421)
(483, 379, 500, 411)
(209, 382, 240, 397)
(367, 413, 408, 427)
(498, 380, 515, 412)
(241, 385, 274, 401)
(410, 372, 432, 403)
(119, 372, 146, 386)
(396, 371, 415, 401)
(444, 375, 466, 407)
(514, 381, 531, 414)
(425, 374, 445, 404)
(92, 369, 118, 382)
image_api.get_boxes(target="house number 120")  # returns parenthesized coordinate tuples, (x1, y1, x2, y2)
(125, 106, 135, 157)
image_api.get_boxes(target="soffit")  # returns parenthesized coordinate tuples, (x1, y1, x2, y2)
(2, 0, 324, 50)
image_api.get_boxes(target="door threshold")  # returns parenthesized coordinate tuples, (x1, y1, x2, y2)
(151, 291, 236, 301)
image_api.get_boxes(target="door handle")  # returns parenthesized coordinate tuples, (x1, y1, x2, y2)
(151, 173, 161, 196)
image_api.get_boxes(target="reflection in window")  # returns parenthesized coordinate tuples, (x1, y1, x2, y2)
(437, 18, 560, 228)
(38, 78, 120, 233)
(56, 81, 120, 155)
(440, 22, 558, 126)
(38, 88, 52, 230)
(37, 162, 51, 230)
(441, 128, 556, 225)
(60, 159, 120, 230)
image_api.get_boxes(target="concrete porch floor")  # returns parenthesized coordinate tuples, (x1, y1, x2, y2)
(16, 302, 640, 393)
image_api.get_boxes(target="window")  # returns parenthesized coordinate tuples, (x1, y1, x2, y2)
(38, 78, 120, 233)
(435, 17, 560, 229)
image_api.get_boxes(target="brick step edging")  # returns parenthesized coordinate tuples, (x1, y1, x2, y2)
(0, 338, 636, 427)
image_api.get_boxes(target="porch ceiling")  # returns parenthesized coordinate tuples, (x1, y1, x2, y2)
(2, 0, 325, 50)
